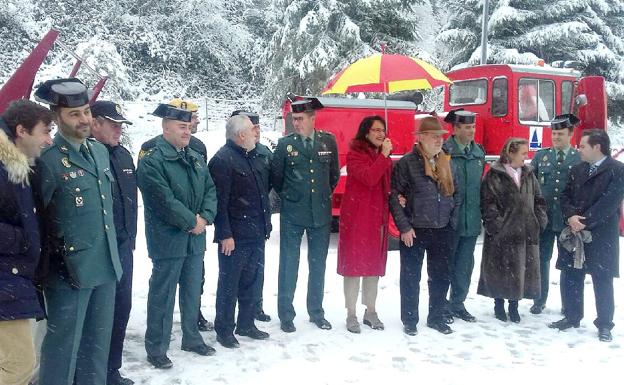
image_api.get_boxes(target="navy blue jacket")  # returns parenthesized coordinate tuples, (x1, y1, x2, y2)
(0, 119, 44, 320)
(209, 140, 272, 244)
(106, 144, 138, 248)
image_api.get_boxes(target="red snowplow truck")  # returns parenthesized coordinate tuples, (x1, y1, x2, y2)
(280, 63, 610, 244)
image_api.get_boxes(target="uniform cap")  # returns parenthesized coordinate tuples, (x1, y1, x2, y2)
(169, 98, 199, 112)
(90, 100, 132, 124)
(34, 78, 90, 108)
(291, 98, 323, 113)
(231, 110, 260, 125)
(444, 109, 476, 124)
(152, 104, 192, 122)
(551, 114, 580, 130)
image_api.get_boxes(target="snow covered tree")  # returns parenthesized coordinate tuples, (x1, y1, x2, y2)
(259, 0, 424, 108)
(436, 0, 624, 123)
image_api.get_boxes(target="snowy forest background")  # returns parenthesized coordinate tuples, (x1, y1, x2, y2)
(1, 0, 624, 125)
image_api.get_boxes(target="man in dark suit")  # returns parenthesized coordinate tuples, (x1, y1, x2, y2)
(550, 129, 624, 342)
(90, 101, 137, 385)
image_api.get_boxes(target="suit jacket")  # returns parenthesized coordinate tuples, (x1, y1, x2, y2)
(558, 156, 624, 277)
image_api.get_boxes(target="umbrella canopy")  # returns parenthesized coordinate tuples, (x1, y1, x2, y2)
(322, 54, 451, 94)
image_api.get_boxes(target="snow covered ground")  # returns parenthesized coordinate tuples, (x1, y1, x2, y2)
(118, 111, 623, 385)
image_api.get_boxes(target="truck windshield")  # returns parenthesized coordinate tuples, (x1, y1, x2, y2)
(449, 79, 487, 106)
(518, 78, 554, 124)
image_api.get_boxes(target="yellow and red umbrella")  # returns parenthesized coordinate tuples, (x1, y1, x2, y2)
(322, 54, 451, 94)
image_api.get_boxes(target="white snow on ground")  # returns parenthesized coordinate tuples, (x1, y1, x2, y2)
(118, 110, 623, 385)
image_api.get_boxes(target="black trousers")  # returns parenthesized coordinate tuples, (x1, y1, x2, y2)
(561, 267, 615, 330)
(214, 241, 264, 337)
(108, 238, 133, 376)
(400, 226, 455, 326)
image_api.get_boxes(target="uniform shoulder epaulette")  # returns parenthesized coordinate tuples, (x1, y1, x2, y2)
(138, 147, 155, 160)
(41, 145, 56, 156)
(318, 130, 335, 137)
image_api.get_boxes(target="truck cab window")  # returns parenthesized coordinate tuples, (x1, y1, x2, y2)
(561, 81, 573, 115)
(449, 79, 487, 106)
(492, 78, 508, 117)
(518, 78, 554, 124)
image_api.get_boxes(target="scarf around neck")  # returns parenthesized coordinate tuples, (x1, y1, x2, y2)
(416, 143, 454, 197)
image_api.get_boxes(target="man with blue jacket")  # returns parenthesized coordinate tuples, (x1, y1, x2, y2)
(0, 100, 52, 385)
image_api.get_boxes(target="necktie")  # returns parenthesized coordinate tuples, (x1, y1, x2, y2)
(588, 164, 597, 177)
(80, 144, 95, 168)
(557, 150, 564, 165)
(305, 137, 312, 156)
(464, 146, 470, 155)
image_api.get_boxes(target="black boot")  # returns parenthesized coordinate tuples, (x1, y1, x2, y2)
(508, 300, 521, 323)
(494, 299, 507, 322)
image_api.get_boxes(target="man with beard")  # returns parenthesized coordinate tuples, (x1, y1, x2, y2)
(90, 101, 137, 385)
(34, 78, 122, 385)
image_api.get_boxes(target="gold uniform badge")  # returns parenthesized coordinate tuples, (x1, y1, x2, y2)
(61, 157, 71, 168)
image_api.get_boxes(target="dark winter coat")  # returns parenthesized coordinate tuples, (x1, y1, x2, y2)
(0, 120, 44, 320)
(443, 136, 486, 237)
(106, 144, 138, 248)
(137, 136, 217, 259)
(338, 140, 392, 277)
(208, 140, 272, 244)
(477, 162, 547, 300)
(389, 145, 461, 233)
(557, 157, 624, 277)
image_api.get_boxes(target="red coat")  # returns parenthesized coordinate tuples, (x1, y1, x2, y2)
(338, 140, 392, 276)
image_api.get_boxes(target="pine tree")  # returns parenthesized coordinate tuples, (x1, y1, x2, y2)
(259, 0, 424, 108)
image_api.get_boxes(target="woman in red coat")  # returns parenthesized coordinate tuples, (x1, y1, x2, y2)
(338, 116, 393, 333)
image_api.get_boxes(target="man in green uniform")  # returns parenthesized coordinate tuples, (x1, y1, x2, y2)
(530, 114, 581, 314)
(442, 109, 485, 323)
(271, 98, 340, 333)
(34, 78, 122, 385)
(137, 104, 217, 369)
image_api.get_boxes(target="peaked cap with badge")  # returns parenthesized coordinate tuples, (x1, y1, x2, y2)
(91, 100, 133, 124)
(550, 113, 580, 130)
(290, 97, 324, 113)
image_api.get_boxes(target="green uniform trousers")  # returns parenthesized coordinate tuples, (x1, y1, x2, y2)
(448, 235, 478, 311)
(144, 254, 205, 357)
(278, 219, 331, 323)
(39, 280, 116, 385)
(535, 229, 564, 308)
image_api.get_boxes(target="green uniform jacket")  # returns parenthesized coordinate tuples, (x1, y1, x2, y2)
(137, 136, 217, 259)
(37, 135, 121, 288)
(443, 136, 486, 237)
(271, 130, 339, 227)
(531, 147, 581, 232)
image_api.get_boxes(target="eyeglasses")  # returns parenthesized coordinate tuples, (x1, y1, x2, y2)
(369, 128, 386, 133)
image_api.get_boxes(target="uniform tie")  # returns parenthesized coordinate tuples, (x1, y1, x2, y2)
(80, 144, 96, 168)
(588, 164, 598, 177)
(557, 150, 565, 165)
(464, 146, 470, 155)
(304, 137, 313, 156)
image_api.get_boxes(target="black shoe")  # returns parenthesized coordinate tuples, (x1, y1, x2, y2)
(530, 303, 545, 315)
(549, 318, 580, 330)
(442, 314, 454, 324)
(216, 334, 240, 349)
(255, 310, 271, 322)
(310, 318, 332, 330)
(508, 303, 521, 323)
(494, 299, 507, 322)
(452, 309, 477, 323)
(147, 355, 173, 369)
(236, 327, 270, 340)
(198, 311, 214, 332)
(598, 328, 613, 342)
(107, 371, 134, 385)
(403, 324, 418, 336)
(427, 322, 454, 334)
(280, 321, 296, 333)
(181, 343, 216, 356)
